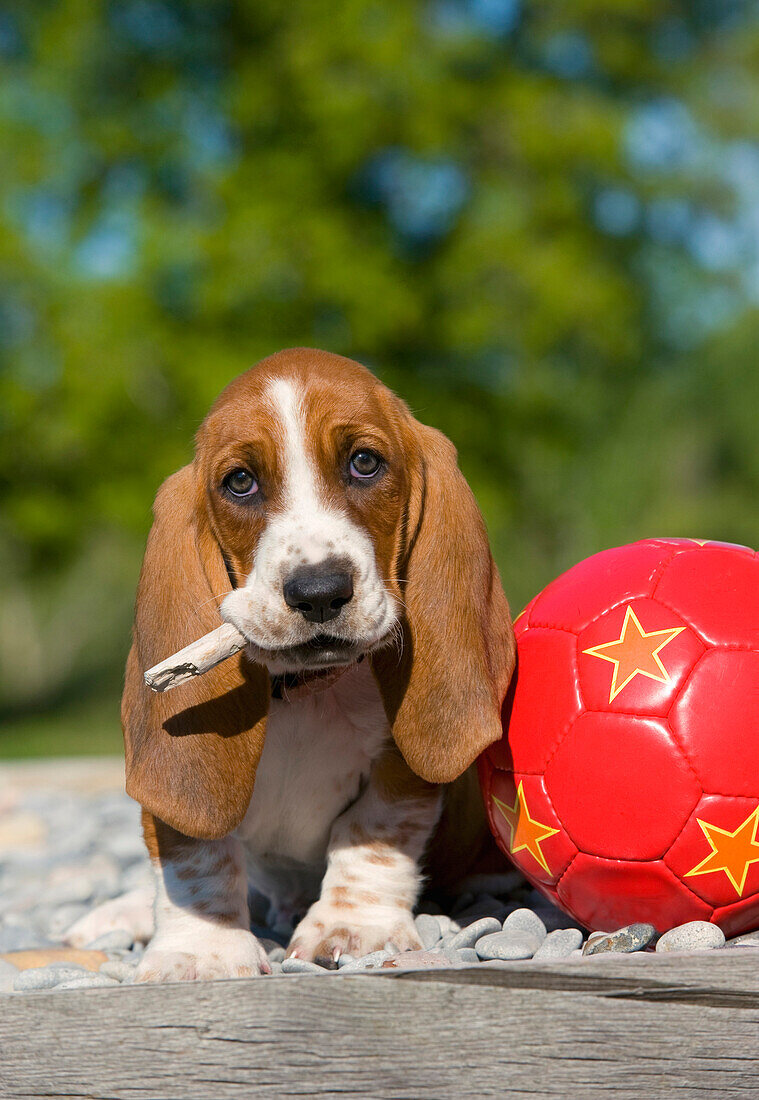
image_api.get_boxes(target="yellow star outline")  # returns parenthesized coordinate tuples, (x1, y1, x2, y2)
(582, 605, 685, 703)
(492, 781, 560, 875)
(684, 806, 759, 897)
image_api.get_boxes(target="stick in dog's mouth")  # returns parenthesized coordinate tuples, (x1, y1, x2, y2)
(144, 622, 246, 692)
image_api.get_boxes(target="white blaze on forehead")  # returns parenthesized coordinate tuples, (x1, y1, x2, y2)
(265, 376, 324, 516)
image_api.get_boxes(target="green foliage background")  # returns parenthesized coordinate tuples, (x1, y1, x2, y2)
(1, 0, 758, 755)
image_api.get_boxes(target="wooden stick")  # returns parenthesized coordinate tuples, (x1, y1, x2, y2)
(144, 622, 247, 693)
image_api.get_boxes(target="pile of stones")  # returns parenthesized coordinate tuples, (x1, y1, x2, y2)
(1, 764, 756, 993)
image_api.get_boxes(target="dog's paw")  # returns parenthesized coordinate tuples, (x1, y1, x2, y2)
(135, 928, 271, 983)
(64, 887, 155, 947)
(287, 902, 422, 965)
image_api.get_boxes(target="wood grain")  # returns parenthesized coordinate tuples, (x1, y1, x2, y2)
(2, 951, 758, 1099)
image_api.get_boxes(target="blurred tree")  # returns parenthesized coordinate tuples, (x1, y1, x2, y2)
(1, 0, 758, 737)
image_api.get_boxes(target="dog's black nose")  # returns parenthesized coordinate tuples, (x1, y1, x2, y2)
(283, 566, 354, 623)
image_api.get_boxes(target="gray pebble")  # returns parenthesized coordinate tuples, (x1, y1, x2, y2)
(449, 917, 502, 951)
(727, 931, 759, 949)
(435, 915, 459, 935)
(582, 930, 610, 955)
(354, 950, 391, 969)
(281, 957, 326, 974)
(14, 967, 68, 992)
(55, 974, 120, 990)
(440, 946, 463, 966)
(457, 948, 480, 964)
(503, 908, 547, 943)
(100, 960, 137, 982)
(585, 923, 656, 955)
(533, 928, 584, 960)
(336, 954, 356, 969)
(85, 929, 134, 952)
(40, 965, 94, 988)
(268, 960, 282, 974)
(267, 946, 286, 964)
(656, 921, 725, 953)
(475, 930, 541, 961)
(414, 913, 442, 950)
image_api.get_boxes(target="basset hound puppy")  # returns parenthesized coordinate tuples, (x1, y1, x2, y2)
(68, 348, 515, 980)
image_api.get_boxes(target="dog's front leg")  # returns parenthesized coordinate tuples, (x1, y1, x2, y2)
(136, 812, 270, 983)
(287, 747, 442, 965)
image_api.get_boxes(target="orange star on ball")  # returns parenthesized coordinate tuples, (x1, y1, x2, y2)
(492, 781, 559, 875)
(583, 604, 685, 703)
(685, 806, 759, 897)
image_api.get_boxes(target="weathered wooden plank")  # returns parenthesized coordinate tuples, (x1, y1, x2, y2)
(2, 952, 758, 1100)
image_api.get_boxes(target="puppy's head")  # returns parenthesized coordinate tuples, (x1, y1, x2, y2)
(203, 349, 408, 674)
(124, 349, 514, 838)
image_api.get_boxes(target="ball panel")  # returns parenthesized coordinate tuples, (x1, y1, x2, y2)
(712, 894, 759, 938)
(670, 650, 759, 795)
(578, 598, 705, 718)
(483, 767, 577, 887)
(513, 593, 540, 635)
(665, 794, 759, 907)
(557, 854, 712, 933)
(545, 712, 701, 860)
(529, 542, 679, 633)
(655, 546, 759, 647)
(488, 628, 582, 774)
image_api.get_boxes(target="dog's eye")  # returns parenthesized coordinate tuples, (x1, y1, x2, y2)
(224, 468, 258, 497)
(349, 450, 382, 479)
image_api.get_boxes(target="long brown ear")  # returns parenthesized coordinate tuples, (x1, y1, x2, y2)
(122, 465, 268, 840)
(371, 420, 515, 784)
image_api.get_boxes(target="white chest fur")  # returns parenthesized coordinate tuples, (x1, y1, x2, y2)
(235, 660, 389, 921)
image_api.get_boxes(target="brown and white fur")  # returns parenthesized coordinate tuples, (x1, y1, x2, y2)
(67, 348, 515, 981)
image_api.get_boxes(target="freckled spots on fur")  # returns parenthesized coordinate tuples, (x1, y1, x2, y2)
(173, 863, 199, 880)
(329, 887, 358, 911)
(365, 849, 395, 866)
(327, 926, 351, 941)
(356, 890, 381, 906)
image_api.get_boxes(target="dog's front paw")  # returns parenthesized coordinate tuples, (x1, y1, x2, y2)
(135, 928, 271, 983)
(287, 902, 422, 965)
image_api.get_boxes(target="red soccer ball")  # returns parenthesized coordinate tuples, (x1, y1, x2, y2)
(479, 538, 759, 936)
